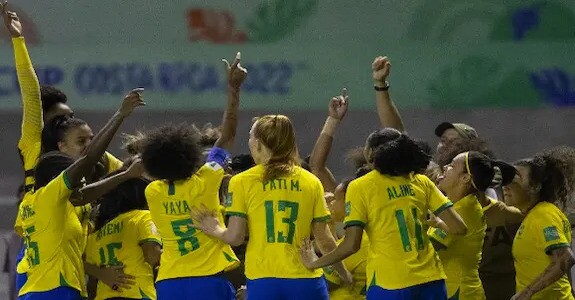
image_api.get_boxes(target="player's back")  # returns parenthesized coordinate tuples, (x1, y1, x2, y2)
(226, 165, 328, 279)
(17, 172, 85, 296)
(145, 163, 239, 282)
(85, 210, 160, 300)
(344, 171, 451, 290)
(513, 202, 573, 300)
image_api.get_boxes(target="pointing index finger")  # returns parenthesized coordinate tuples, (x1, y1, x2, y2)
(232, 52, 240, 68)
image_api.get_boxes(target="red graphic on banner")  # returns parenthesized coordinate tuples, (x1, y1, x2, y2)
(187, 8, 246, 44)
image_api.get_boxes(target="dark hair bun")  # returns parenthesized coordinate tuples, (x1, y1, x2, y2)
(373, 134, 430, 176)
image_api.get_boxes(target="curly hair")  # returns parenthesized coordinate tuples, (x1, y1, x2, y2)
(515, 146, 575, 208)
(141, 123, 203, 181)
(434, 137, 495, 168)
(415, 139, 433, 158)
(41, 86, 68, 113)
(121, 131, 146, 156)
(199, 123, 222, 149)
(371, 129, 430, 176)
(93, 175, 150, 231)
(230, 154, 255, 174)
(345, 147, 367, 170)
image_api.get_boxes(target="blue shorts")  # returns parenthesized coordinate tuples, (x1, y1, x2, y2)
(18, 286, 83, 300)
(156, 275, 235, 300)
(246, 276, 329, 300)
(366, 280, 447, 300)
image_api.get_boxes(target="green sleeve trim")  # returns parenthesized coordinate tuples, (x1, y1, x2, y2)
(433, 202, 454, 216)
(139, 238, 162, 246)
(545, 243, 570, 255)
(312, 215, 331, 223)
(344, 220, 366, 229)
(225, 211, 247, 219)
(62, 171, 73, 190)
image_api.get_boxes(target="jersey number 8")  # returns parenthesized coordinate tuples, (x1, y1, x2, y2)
(171, 218, 200, 255)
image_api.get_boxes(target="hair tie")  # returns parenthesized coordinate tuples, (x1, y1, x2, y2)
(491, 165, 503, 187)
(465, 152, 479, 190)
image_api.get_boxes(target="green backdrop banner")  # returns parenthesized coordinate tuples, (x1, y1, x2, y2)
(0, 0, 573, 110)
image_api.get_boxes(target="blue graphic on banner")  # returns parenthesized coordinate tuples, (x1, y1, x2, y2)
(0, 61, 302, 98)
(512, 4, 542, 40)
(530, 69, 575, 106)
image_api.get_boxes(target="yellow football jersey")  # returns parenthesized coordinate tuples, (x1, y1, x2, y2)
(344, 170, 452, 290)
(145, 162, 239, 281)
(16, 172, 86, 296)
(513, 202, 574, 300)
(324, 233, 369, 300)
(13, 36, 42, 194)
(428, 194, 486, 299)
(85, 210, 160, 300)
(226, 165, 331, 280)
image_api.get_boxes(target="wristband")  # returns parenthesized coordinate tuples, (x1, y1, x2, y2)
(374, 81, 390, 91)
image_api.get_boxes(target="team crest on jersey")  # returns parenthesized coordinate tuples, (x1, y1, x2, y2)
(345, 202, 351, 216)
(517, 224, 524, 236)
(225, 192, 233, 207)
(544, 226, 560, 242)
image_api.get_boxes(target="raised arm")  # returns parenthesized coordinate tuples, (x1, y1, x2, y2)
(372, 56, 404, 131)
(66, 89, 144, 200)
(79, 158, 144, 204)
(214, 52, 247, 151)
(309, 89, 348, 193)
(1, 3, 42, 150)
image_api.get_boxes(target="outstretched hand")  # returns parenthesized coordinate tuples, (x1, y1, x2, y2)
(0, 2, 22, 38)
(328, 88, 349, 120)
(190, 204, 224, 238)
(299, 238, 319, 269)
(372, 56, 391, 84)
(223, 52, 248, 90)
(119, 88, 145, 117)
(125, 157, 145, 178)
(98, 264, 136, 293)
